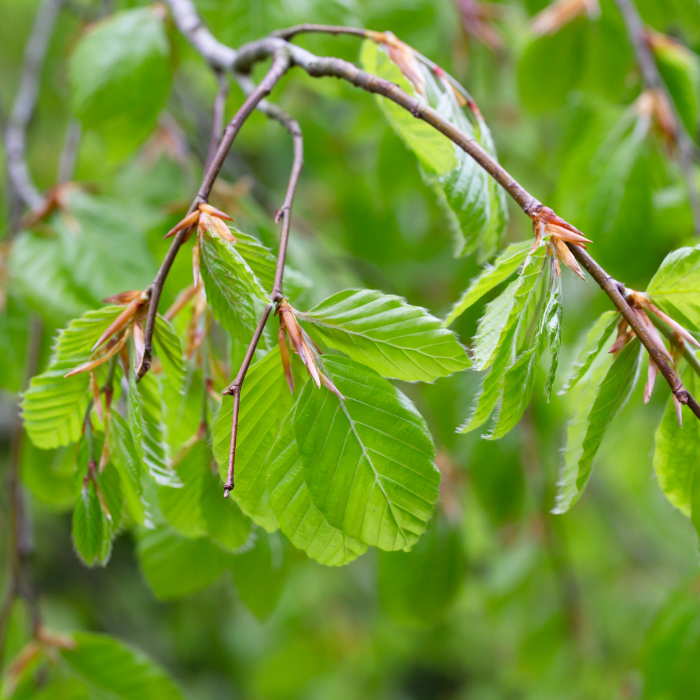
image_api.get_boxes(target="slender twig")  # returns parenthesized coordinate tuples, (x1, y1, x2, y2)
(4, 0, 64, 220)
(57, 120, 82, 184)
(221, 303, 274, 496)
(613, 0, 700, 236)
(0, 318, 43, 665)
(136, 49, 291, 380)
(218, 112, 303, 494)
(272, 23, 477, 107)
(164, 0, 700, 421)
(204, 70, 229, 170)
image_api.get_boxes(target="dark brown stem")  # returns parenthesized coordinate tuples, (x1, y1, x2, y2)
(272, 24, 369, 40)
(164, 0, 700, 420)
(221, 303, 274, 495)
(271, 118, 303, 300)
(613, 0, 700, 236)
(649, 313, 700, 379)
(204, 70, 229, 170)
(0, 317, 43, 664)
(136, 50, 290, 380)
(571, 246, 700, 419)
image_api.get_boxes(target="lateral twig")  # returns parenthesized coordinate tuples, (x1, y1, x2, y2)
(136, 49, 291, 380)
(204, 70, 229, 170)
(165, 0, 700, 423)
(220, 112, 303, 495)
(613, 0, 700, 237)
(4, 0, 64, 229)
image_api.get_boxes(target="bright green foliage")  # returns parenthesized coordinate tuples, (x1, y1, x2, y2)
(199, 228, 269, 339)
(294, 356, 439, 551)
(212, 347, 304, 532)
(230, 530, 293, 620)
(59, 632, 185, 700)
(653, 371, 700, 529)
(554, 339, 643, 513)
(128, 371, 179, 488)
(160, 438, 251, 549)
(560, 310, 619, 393)
(267, 410, 368, 566)
(11, 192, 158, 315)
(73, 478, 113, 567)
(360, 39, 507, 259)
(153, 315, 184, 392)
(69, 8, 171, 156)
(488, 266, 562, 438)
(22, 306, 121, 449)
(109, 412, 145, 525)
(378, 511, 466, 625)
(359, 40, 457, 175)
(647, 244, 700, 330)
(137, 524, 235, 600)
(472, 243, 547, 370)
(444, 241, 530, 326)
(298, 288, 471, 382)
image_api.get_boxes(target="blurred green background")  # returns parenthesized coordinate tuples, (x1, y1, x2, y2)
(2, 0, 700, 698)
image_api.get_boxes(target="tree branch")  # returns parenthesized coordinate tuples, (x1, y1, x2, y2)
(0, 318, 43, 665)
(613, 0, 700, 237)
(4, 0, 64, 220)
(165, 0, 700, 421)
(136, 49, 291, 380)
(221, 303, 274, 496)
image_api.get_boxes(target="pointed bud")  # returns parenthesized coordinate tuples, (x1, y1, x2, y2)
(198, 202, 233, 221)
(92, 294, 147, 352)
(133, 320, 145, 370)
(164, 209, 200, 239)
(278, 322, 294, 394)
(67, 330, 130, 377)
(644, 356, 657, 404)
(552, 237, 586, 281)
(192, 237, 201, 289)
(103, 290, 143, 305)
(377, 32, 427, 96)
(673, 394, 683, 427)
(90, 371, 103, 422)
(320, 371, 345, 400)
(638, 297, 700, 349)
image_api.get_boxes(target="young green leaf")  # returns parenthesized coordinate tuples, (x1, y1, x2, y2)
(22, 307, 121, 449)
(136, 524, 235, 600)
(212, 347, 304, 532)
(647, 244, 700, 330)
(109, 412, 145, 525)
(200, 466, 252, 553)
(472, 243, 547, 370)
(199, 228, 268, 339)
(488, 267, 562, 439)
(230, 529, 292, 620)
(559, 310, 619, 393)
(69, 7, 172, 156)
(153, 315, 184, 392)
(653, 371, 700, 520)
(267, 411, 368, 566)
(554, 339, 643, 514)
(158, 439, 208, 538)
(293, 356, 439, 551)
(298, 289, 471, 382)
(128, 371, 180, 488)
(359, 39, 457, 175)
(378, 511, 466, 625)
(60, 632, 186, 700)
(73, 479, 113, 568)
(444, 241, 530, 327)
